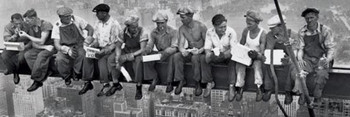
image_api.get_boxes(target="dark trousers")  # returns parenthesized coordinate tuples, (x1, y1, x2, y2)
(108, 52, 155, 83)
(82, 53, 112, 83)
(55, 46, 85, 80)
(145, 51, 175, 83)
(24, 48, 56, 82)
(302, 57, 329, 98)
(263, 63, 297, 92)
(173, 52, 201, 83)
(1, 50, 26, 74)
(200, 53, 236, 84)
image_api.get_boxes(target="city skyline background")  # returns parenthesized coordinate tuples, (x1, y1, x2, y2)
(1, 0, 350, 117)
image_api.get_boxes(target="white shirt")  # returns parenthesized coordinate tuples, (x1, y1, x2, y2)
(245, 28, 264, 51)
(204, 26, 237, 52)
(51, 15, 88, 40)
(93, 17, 122, 47)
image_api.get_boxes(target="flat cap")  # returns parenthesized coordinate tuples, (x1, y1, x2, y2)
(301, 8, 319, 17)
(176, 6, 194, 15)
(244, 10, 263, 22)
(124, 15, 139, 26)
(57, 7, 73, 16)
(93, 4, 110, 12)
(152, 11, 168, 22)
(267, 15, 286, 28)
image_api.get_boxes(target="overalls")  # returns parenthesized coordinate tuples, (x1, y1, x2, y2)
(302, 33, 328, 98)
(56, 23, 85, 80)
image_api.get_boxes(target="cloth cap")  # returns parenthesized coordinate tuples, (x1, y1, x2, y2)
(152, 11, 168, 22)
(92, 4, 110, 12)
(267, 15, 286, 28)
(124, 15, 139, 26)
(176, 7, 194, 15)
(57, 7, 73, 16)
(244, 10, 263, 22)
(301, 8, 319, 17)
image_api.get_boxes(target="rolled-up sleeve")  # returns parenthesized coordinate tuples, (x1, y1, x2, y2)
(111, 20, 122, 44)
(323, 26, 336, 60)
(51, 21, 60, 40)
(139, 30, 149, 42)
(297, 30, 305, 50)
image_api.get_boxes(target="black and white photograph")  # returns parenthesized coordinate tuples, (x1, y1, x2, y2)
(0, 0, 350, 117)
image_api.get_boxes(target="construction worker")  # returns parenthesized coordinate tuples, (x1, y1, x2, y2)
(262, 15, 300, 105)
(52, 7, 94, 86)
(173, 6, 208, 97)
(20, 9, 57, 92)
(297, 8, 335, 104)
(143, 11, 179, 93)
(202, 14, 237, 101)
(109, 15, 153, 100)
(2, 13, 31, 84)
(236, 10, 266, 102)
(78, 4, 122, 97)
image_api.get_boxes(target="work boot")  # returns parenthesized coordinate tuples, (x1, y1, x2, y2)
(97, 84, 110, 97)
(298, 94, 305, 105)
(105, 82, 123, 96)
(204, 82, 215, 98)
(3, 69, 11, 75)
(284, 91, 293, 105)
(194, 82, 202, 96)
(175, 80, 186, 95)
(78, 82, 93, 95)
(64, 78, 72, 86)
(236, 87, 244, 101)
(135, 85, 143, 100)
(256, 87, 263, 102)
(27, 81, 43, 92)
(13, 73, 20, 84)
(262, 90, 273, 102)
(165, 83, 173, 93)
(149, 79, 159, 92)
(228, 84, 236, 102)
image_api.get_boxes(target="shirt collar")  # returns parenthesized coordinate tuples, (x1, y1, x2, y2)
(210, 27, 227, 38)
(98, 16, 112, 25)
(125, 27, 141, 37)
(301, 22, 321, 33)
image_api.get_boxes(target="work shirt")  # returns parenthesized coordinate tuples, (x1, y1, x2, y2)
(28, 19, 53, 45)
(147, 25, 178, 51)
(93, 17, 122, 47)
(204, 26, 237, 52)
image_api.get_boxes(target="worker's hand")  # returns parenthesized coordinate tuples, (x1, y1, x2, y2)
(248, 50, 258, 60)
(18, 31, 28, 37)
(60, 46, 70, 54)
(68, 47, 78, 59)
(298, 60, 307, 69)
(182, 50, 190, 57)
(319, 57, 329, 69)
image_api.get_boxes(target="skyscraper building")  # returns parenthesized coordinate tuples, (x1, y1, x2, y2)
(0, 90, 8, 116)
(13, 88, 44, 117)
